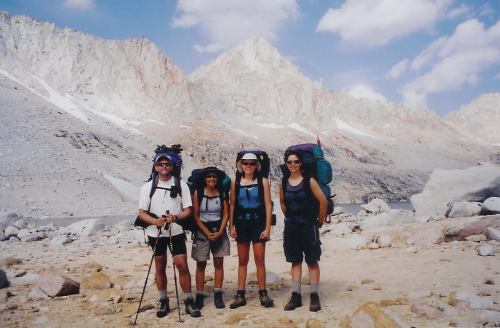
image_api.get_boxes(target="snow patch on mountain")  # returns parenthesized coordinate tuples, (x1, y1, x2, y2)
(103, 173, 139, 203)
(257, 122, 285, 129)
(288, 122, 316, 138)
(335, 119, 380, 139)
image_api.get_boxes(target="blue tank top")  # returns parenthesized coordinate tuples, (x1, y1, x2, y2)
(237, 184, 261, 209)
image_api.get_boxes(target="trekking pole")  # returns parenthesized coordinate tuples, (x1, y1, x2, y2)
(168, 222, 183, 323)
(133, 225, 162, 325)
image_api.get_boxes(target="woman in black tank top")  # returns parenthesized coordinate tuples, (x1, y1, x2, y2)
(279, 150, 327, 312)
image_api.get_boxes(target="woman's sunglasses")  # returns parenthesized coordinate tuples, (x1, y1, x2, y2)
(286, 160, 301, 165)
(156, 162, 173, 167)
(241, 161, 257, 166)
(206, 174, 218, 179)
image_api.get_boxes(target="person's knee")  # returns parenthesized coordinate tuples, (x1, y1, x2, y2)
(196, 261, 207, 271)
(213, 258, 224, 270)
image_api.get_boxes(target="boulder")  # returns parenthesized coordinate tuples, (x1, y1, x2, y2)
(411, 301, 442, 319)
(50, 235, 74, 246)
(80, 271, 112, 296)
(63, 219, 105, 237)
(0, 269, 9, 288)
(4, 226, 19, 239)
(37, 269, 80, 297)
(359, 210, 415, 231)
(482, 197, 500, 215)
(478, 245, 496, 256)
(487, 227, 500, 241)
(12, 219, 27, 229)
(360, 199, 391, 215)
(350, 301, 403, 328)
(411, 164, 500, 220)
(447, 202, 482, 218)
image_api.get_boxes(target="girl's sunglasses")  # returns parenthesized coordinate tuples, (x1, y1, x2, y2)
(241, 161, 257, 166)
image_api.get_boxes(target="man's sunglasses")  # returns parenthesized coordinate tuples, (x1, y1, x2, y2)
(241, 161, 257, 166)
(156, 162, 173, 168)
(286, 160, 301, 165)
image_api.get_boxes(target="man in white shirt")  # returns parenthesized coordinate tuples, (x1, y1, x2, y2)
(137, 152, 201, 318)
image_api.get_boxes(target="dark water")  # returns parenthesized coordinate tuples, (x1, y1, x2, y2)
(338, 201, 413, 215)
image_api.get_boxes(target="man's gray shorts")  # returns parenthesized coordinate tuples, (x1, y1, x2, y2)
(191, 230, 230, 262)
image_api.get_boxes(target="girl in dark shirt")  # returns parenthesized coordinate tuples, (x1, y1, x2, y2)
(279, 150, 327, 312)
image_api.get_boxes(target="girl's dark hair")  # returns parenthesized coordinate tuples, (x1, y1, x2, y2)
(284, 150, 303, 162)
(283, 150, 304, 177)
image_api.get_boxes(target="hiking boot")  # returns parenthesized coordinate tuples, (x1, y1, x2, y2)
(195, 293, 204, 309)
(258, 289, 274, 308)
(184, 298, 201, 318)
(229, 291, 246, 309)
(309, 293, 321, 312)
(156, 298, 169, 318)
(284, 292, 302, 311)
(214, 291, 225, 309)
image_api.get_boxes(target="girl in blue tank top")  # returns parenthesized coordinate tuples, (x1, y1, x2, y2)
(228, 152, 274, 309)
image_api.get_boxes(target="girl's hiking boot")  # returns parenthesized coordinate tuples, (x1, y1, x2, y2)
(214, 291, 225, 309)
(195, 293, 204, 309)
(184, 298, 201, 318)
(229, 290, 246, 309)
(258, 289, 274, 308)
(284, 292, 302, 311)
(309, 293, 321, 312)
(156, 298, 169, 318)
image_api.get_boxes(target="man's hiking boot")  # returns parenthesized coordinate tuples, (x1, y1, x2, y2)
(229, 291, 246, 309)
(195, 293, 204, 309)
(309, 293, 321, 312)
(184, 298, 201, 318)
(156, 298, 169, 318)
(258, 289, 274, 308)
(284, 292, 302, 311)
(214, 291, 225, 309)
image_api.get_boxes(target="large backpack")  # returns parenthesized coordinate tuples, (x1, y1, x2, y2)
(186, 167, 231, 233)
(280, 143, 335, 218)
(134, 144, 195, 232)
(234, 150, 276, 224)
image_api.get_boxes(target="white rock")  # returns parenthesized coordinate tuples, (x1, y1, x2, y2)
(359, 209, 415, 231)
(487, 227, 500, 242)
(367, 242, 380, 249)
(411, 164, 500, 220)
(447, 201, 482, 218)
(482, 197, 500, 215)
(465, 234, 487, 242)
(479, 310, 500, 325)
(0, 230, 5, 241)
(50, 235, 73, 246)
(360, 199, 391, 215)
(478, 245, 496, 256)
(377, 235, 392, 248)
(409, 289, 432, 300)
(333, 235, 369, 251)
(63, 219, 105, 237)
(12, 219, 27, 229)
(330, 222, 352, 237)
(4, 225, 19, 238)
(28, 287, 49, 301)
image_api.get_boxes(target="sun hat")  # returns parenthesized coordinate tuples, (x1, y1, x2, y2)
(237, 152, 261, 173)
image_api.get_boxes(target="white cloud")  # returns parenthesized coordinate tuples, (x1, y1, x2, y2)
(316, 0, 452, 47)
(404, 19, 500, 100)
(386, 59, 409, 79)
(171, 0, 298, 53)
(447, 4, 471, 19)
(403, 90, 428, 109)
(346, 83, 388, 104)
(63, 0, 94, 10)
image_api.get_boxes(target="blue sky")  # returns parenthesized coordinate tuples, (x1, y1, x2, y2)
(1, 0, 500, 116)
